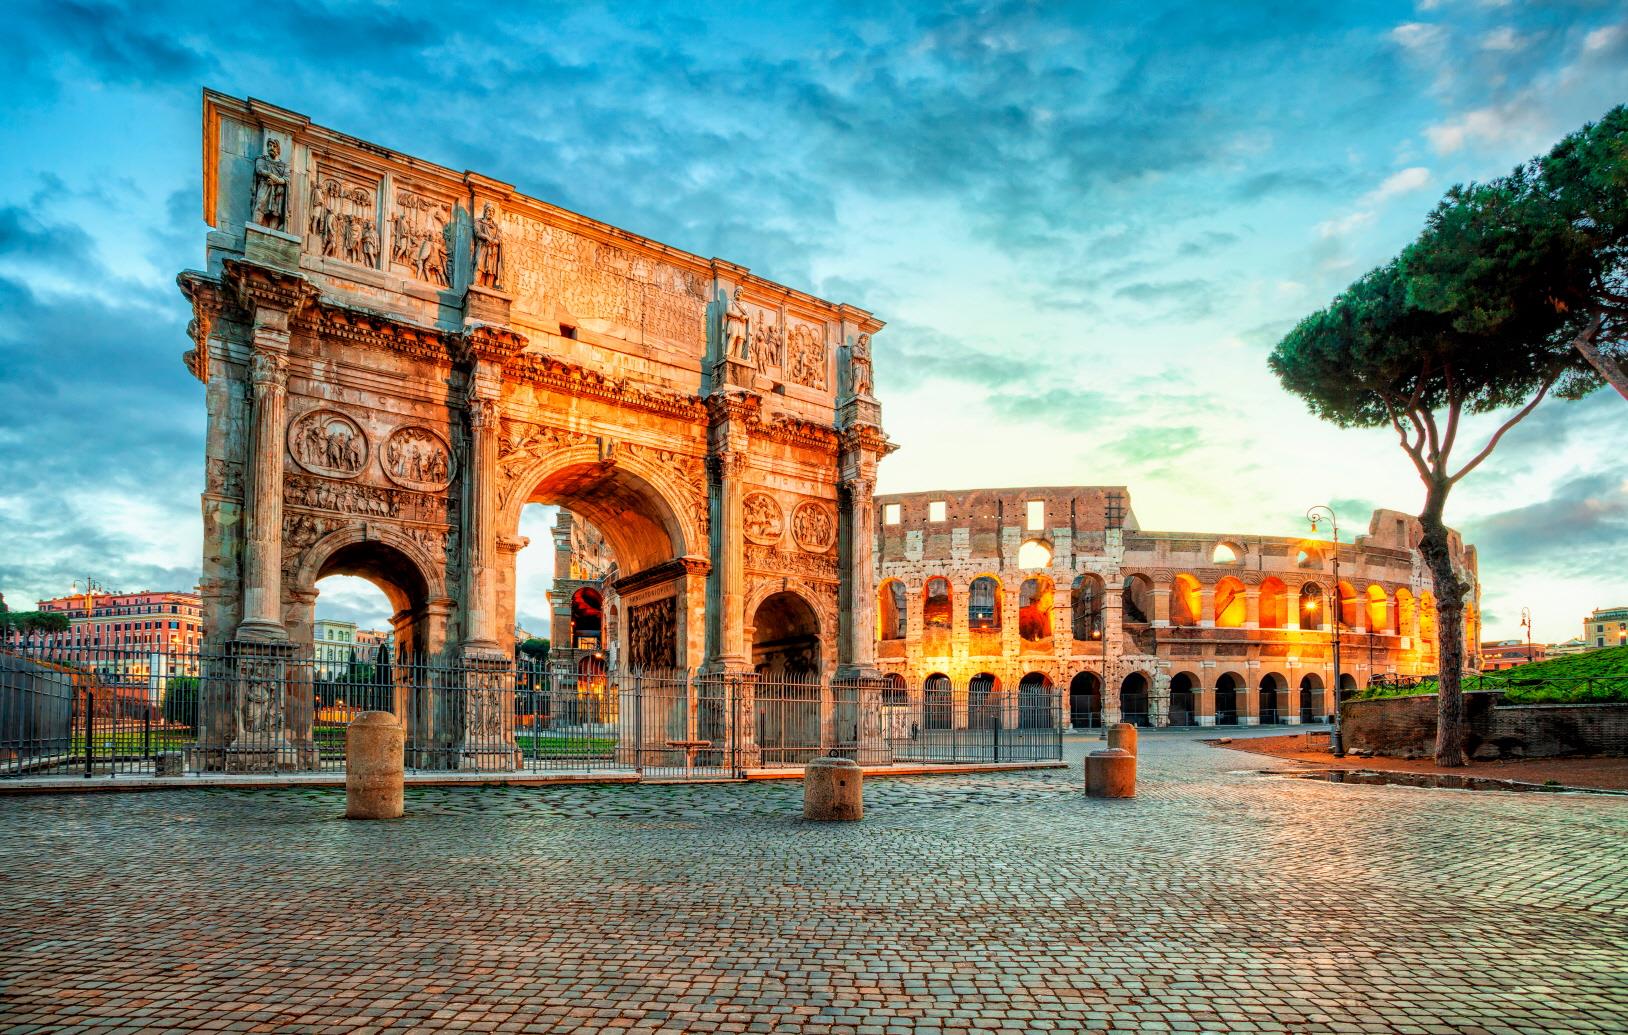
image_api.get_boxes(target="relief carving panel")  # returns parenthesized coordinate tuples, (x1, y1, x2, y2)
(382, 426, 456, 492)
(791, 500, 836, 554)
(307, 168, 381, 268)
(390, 188, 453, 287)
(785, 322, 827, 390)
(628, 596, 677, 669)
(743, 492, 784, 545)
(288, 409, 368, 479)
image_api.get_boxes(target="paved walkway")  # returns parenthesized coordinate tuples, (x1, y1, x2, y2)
(2, 730, 1624, 1034)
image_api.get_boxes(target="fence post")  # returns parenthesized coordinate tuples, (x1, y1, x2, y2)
(144, 706, 152, 762)
(83, 684, 93, 779)
(632, 670, 644, 774)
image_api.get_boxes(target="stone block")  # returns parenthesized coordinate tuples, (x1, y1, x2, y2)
(244, 224, 301, 269)
(346, 711, 405, 820)
(804, 756, 863, 821)
(154, 752, 185, 777)
(1106, 722, 1138, 755)
(1085, 748, 1135, 798)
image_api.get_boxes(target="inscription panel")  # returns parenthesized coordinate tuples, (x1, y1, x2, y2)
(504, 213, 708, 351)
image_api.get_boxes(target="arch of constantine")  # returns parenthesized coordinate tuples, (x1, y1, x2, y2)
(179, 92, 889, 768)
(870, 486, 1481, 728)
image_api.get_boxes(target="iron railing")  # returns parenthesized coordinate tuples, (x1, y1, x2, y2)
(0, 642, 1063, 779)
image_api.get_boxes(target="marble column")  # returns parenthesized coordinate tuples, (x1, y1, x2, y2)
(461, 389, 501, 655)
(710, 448, 749, 669)
(838, 475, 878, 675)
(236, 315, 292, 642)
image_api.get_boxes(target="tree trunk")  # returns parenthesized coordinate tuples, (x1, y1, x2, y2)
(1572, 321, 1628, 402)
(1417, 488, 1469, 767)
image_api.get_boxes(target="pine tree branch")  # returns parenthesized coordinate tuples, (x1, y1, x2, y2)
(1449, 375, 1557, 486)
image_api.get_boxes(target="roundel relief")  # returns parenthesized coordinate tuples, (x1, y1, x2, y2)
(791, 500, 836, 554)
(742, 492, 784, 545)
(288, 409, 367, 479)
(382, 426, 456, 491)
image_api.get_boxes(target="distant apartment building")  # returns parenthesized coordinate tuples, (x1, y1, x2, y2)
(1585, 606, 1628, 650)
(1480, 639, 1544, 671)
(313, 618, 392, 677)
(36, 589, 204, 652)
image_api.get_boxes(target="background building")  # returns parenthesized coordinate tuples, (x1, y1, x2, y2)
(1481, 639, 1544, 670)
(36, 588, 204, 652)
(1585, 606, 1628, 650)
(871, 486, 1481, 728)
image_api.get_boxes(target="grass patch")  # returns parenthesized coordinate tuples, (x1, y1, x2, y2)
(1359, 645, 1628, 704)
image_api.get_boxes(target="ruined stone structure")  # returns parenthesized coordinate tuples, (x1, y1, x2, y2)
(872, 487, 1481, 727)
(179, 92, 889, 766)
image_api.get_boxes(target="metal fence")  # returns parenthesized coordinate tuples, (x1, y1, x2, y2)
(0, 642, 1061, 779)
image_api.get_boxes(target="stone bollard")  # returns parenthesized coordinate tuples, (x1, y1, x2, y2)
(804, 756, 864, 821)
(1106, 722, 1138, 756)
(346, 711, 404, 820)
(1085, 748, 1136, 799)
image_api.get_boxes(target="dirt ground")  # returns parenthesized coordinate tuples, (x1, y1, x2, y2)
(1217, 732, 1628, 791)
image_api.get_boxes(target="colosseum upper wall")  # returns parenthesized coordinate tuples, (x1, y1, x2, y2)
(872, 485, 1481, 728)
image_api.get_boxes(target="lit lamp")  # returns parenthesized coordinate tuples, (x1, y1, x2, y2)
(1306, 505, 1344, 758)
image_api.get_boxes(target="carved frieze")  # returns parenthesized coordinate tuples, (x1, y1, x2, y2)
(791, 500, 836, 554)
(307, 169, 381, 268)
(288, 409, 368, 479)
(390, 188, 453, 287)
(745, 543, 839, 583)
(283, 473, 454, 524)
(785, 322, 827, 390)
(495, 419, 595, 512)
(383, 426, 456, 492)
(743, 492, 784, 546)
(503, 212, 708, 348)
(628, 596, 677, 669)
(624, 442, 708, 542)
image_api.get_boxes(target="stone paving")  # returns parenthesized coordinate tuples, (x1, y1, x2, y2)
(1, 730, 1625, 1034)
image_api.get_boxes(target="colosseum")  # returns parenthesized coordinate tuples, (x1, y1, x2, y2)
(871, 486, 1481, 728)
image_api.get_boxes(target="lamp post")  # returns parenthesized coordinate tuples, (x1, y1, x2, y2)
(1307, 505, 1344, 758)
(1520, 607, 1533, 665)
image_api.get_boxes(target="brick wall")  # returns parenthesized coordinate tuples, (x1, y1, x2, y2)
(1343, 692, 1628, 759)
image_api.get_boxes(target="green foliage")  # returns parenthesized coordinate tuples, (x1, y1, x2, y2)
(0, 610, 71, 634)
(1402, 104, 1627, 394)
(1358, 646, 1628, 704)
(163, 675, 201, 730)
(519, 637, 550, 661)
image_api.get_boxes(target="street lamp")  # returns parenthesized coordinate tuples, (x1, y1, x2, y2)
(1520, 607, 1533, 665)
(1307, 505, 1344, 758)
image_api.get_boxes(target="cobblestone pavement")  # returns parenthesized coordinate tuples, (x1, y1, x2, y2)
(3, 730, 1625, 1035)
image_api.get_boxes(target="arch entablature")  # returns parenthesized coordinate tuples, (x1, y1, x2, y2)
(497, 441, 701, 577)
(292, 524, 448, 606)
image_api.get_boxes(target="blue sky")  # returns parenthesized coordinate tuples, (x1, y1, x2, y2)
(0, 0, 1623, 642)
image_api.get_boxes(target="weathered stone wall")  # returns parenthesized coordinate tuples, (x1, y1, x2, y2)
(1343, 692, 1628, 759)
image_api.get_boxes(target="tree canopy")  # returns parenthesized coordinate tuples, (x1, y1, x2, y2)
(1268, 104, 1628, 765)
(1404, 105, 1628, 399)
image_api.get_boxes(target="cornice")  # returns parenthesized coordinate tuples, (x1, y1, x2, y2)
(507, 352, 707, 423)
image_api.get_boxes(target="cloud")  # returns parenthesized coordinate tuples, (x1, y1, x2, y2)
(875, 322, 1040, 392)
(1463, 472, 1628, 578)
(1363, 166, 1432, 204)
